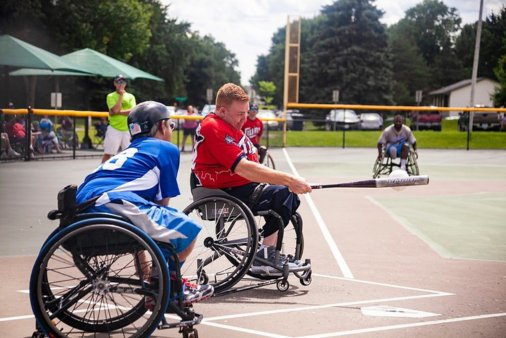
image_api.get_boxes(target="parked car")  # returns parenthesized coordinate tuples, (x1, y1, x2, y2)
(201, 104, 216, 117)
(458, 111, 501, 131)
(285, 110, 305, 130)
(410, 110, 442, 131)
(257, 110, 279, 130)
(325, 109, 360, 130)
(359, 113, 383, 130)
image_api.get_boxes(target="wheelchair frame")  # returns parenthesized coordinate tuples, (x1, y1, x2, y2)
(181, 187, 312, 295)
(372, 145, 419, 178)
(30, 185, 202, 338)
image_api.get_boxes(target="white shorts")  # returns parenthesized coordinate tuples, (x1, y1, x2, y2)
(103, 125, 130, 155)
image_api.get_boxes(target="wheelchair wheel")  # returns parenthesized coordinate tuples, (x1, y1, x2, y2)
(372, 156, 392, 178)
(263, 153, 276, 169)
(182, 195, 258, 293)
(30, 218, 170, 338)
(406, 152, 419, 176)
(247, 212, 304, 280)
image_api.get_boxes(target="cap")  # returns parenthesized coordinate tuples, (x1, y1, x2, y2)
(114, 74, 127, 83)
(249, 103, 258, 112)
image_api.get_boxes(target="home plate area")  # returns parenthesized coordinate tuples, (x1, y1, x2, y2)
(170, 273, 456, 337)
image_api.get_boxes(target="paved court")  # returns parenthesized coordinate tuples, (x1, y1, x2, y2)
(0, 148, 505, 337)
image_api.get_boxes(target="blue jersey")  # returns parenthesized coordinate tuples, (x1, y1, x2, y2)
(77, 137, 180, 206)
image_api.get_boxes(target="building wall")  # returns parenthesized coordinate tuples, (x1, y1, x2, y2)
(448, 79, 499, 116)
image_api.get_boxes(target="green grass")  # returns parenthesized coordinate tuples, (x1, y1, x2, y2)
(72, 118, 506, 150)
(267, 119, 506, 149)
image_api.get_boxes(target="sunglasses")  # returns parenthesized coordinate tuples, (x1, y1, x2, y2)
(115, 80, 127, 85)
(164, 119, 176, 131)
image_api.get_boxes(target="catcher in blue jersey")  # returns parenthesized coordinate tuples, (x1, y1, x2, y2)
(76, 101, 213, 305)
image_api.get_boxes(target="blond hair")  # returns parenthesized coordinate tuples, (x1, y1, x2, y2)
(216, 83, 249, 108)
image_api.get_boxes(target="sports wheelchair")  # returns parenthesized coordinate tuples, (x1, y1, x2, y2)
(372, 144, 419, 178)
(30, 185, 202, 338)
(179, 184, 312, 295)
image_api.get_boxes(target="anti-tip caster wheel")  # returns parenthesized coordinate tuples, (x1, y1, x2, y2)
(276, 280, 290, 292)
(300, 272, 312, 286)
(182, 328, 199, 338)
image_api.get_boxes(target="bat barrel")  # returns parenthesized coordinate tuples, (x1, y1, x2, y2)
(310, 175, 429, 189)
(375, 175, 429, 187)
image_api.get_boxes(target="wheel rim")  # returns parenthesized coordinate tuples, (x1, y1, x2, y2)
(183, 196, 258, 293)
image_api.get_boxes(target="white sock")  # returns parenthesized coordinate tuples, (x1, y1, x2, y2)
(400, 159, 407, 169)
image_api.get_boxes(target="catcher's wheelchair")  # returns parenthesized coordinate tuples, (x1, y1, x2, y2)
(30, 185, 202, 338)
(180, 181, 312, 295)
(373, 144, 419, 178)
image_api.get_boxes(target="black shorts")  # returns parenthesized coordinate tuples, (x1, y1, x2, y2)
(183, 128, 197, 136)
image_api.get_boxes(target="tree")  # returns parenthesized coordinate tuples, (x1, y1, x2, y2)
(304, 0, 393, 105)
(388, 21, 431, 105)
(258, 81, 276, 106)
(401, 0, 464, 88)
(184, 35, 240, 108)
(0, 0, 241, 110)
(493, 55, 506, 107)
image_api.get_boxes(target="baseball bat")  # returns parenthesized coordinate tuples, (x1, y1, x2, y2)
(310, 175, 429, 189)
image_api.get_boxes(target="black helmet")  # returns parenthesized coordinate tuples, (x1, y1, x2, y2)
(249, 103, 258, 112)
(128, 101, 170, 138)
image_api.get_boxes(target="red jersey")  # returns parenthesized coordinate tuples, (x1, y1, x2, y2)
(241, 117, 263, 145)
(192, 114, 259, 189)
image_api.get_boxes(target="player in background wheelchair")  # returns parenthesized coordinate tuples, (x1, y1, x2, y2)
(76, 101, 214, 304)
(374, 114, 419, 178)
(192, 83, 312, 278)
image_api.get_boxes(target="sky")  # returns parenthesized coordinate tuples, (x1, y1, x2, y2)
(165, 0, 504, 86)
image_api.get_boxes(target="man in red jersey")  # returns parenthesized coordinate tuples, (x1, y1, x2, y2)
(192, 83, 311, 275)
(241, 103, 267, 163)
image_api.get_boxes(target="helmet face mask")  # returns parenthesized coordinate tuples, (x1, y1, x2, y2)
(128, 101, 171, 139)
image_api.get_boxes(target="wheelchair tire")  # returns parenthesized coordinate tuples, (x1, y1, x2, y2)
(372, 158, 382, 178)
(183, 195, 258, 293)
(263, 153, 276, 170)
(30, 218, 170, 338)
(247, 212, 305, 280)
(407, 152, 420, 176)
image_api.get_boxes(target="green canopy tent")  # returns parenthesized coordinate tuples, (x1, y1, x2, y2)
(10, 48, 163, 81)
(0, 35, 94, 107)
(60, 48, 164, 81)
(0, 35, 92, 72)
(9, 47, 164, 106)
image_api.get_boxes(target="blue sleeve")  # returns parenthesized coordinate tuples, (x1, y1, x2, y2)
(158, 142, 181, 199)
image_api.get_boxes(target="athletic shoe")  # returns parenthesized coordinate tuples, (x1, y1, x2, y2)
(7, 148, 20, 158)
(145, 276, 214, 310)
(250, 246, 302, 276)
(181, 278, 214, 305)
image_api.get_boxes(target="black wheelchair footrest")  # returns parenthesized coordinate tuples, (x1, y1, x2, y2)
(158, 312, 203, 330)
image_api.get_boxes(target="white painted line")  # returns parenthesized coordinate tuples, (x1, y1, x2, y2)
(204, 293, 449, 322)
(203, 321, 289, 338)
(312, 273, 454, 296)
(282, 148, 354, 279)
(296, 312, 506, 338)
(0, 314, 34, 322)
(360, 305, 439, 318)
